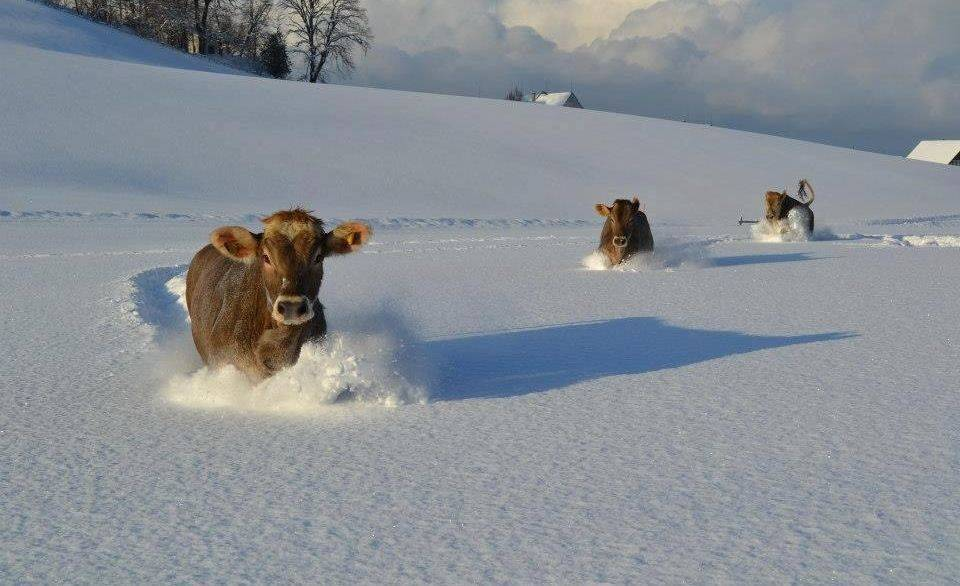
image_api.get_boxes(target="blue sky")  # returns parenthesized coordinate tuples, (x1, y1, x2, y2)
(344, 0, 960, 155)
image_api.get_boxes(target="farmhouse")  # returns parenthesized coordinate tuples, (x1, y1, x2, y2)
(907, 141, 960, 166)
(523, 91, 584, 109)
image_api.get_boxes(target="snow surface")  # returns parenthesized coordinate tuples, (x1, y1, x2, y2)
(2, 0, 960, 582)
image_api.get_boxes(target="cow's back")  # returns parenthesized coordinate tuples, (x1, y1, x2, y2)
(633, 213, 654, 252)
(186, 245, 265, 371)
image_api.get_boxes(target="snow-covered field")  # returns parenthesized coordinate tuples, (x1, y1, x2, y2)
(2, 0, 959, 581)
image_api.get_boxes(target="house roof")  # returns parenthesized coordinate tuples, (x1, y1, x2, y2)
(522, 91, 581, 107)
(907, 141, 960, 164)
(535, 92, 573, 106)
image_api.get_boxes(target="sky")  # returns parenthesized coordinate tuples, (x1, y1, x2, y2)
(343, 0, 960, 155)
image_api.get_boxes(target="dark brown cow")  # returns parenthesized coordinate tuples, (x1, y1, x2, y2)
(185, 209, 371, 380)
(764, 179, 816, 234)
(594, 197, 654, 266)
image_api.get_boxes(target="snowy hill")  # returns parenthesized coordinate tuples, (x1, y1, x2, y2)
(2, 0, 958, 224)
(0, 0, 241, 73)
(1, 0, 959, 582)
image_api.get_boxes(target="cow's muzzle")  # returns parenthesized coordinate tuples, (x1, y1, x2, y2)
(273, 295, 315, 326)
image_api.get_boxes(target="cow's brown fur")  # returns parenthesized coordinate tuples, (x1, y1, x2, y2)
(764, 179, 815, 233)
(186, 208, 371, 380)
(595, 197, 654, 266)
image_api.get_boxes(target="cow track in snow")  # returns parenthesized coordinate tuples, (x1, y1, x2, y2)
(0, 209, 599, 229)
(4, 209, 960, 250)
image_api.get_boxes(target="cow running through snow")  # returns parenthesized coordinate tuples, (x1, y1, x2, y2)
(186, 209, 371, 380)
(594, 197, 655, 266)
(762, 179, 816, 236)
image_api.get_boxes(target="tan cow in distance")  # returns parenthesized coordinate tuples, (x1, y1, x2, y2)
(763, 179, 816, 234)
(594, 197, 655, 266)
(186, 208, 371, 380)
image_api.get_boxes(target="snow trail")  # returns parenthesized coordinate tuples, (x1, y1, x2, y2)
(809, 232, 960, 247)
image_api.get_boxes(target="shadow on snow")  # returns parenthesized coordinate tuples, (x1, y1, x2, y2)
(130, 266, 853, 403)
(130, 265, 188, 342)
(707, 252, 824, 268)
(421, 317, 853, 401)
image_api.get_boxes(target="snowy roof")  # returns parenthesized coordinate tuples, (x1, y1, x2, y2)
(907, 141, 960, 164)
(536, 91, 572, 106)
(522, 91, 583, 108)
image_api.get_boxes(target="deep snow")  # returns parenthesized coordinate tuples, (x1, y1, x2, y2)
(1, 0, 959, 582)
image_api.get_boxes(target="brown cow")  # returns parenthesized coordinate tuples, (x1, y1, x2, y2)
(764, 179, 816, 234)
(185, 209, 371, 380)
(594, 197, 654, 266)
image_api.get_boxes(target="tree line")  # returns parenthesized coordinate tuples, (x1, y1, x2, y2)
(48, 0, 372, 81)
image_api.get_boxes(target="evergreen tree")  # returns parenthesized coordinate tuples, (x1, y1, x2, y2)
(260, 31, 291, 79)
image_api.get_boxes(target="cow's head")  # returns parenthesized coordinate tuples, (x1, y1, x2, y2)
(210, 209, 371, 326)
(765, 191, 787, 222)
(595, 197, 644, 264)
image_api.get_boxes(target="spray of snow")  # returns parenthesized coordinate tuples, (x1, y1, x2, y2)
(581, 250, 612, 270)
(581, 238, 716, 272)
(164, 333, 428, 414)
(143, 274, 427, 414)
(899, 235, 960, 247)
(751, 208, 814, 243)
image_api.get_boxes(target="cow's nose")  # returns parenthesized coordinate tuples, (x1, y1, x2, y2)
(275, 296, 312, 324)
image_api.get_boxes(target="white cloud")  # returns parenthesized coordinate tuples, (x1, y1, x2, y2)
(497, 0, 656, 50)
(348, 0, 960, 154)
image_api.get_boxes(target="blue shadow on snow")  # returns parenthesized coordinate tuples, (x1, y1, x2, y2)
(421, 317, 853, 401)
(130, 265, 188, 342)
(707, 252, 823, 268)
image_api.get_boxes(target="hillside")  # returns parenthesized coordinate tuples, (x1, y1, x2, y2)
(2, 0, 958, 224)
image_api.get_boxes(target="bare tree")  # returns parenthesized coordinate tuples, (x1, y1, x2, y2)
(282, 0, 372, 83)
(210, 0, 273, 57)
(233, 0, 273, 57)
(193, 0, 214, 53)
(56, 0, 257, 56)
(505, 86, 524, 101)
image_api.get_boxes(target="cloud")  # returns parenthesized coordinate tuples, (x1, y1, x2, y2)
(497, 0, 657, 50)
(346, 0, 960, 154)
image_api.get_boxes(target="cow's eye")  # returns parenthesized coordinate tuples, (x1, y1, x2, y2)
(261, 253, 271, 266)
(313, 251, 323, 265)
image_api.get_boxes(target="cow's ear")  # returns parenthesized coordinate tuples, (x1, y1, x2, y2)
(211, 226, 260, 263)
(326, 221, 372, 255)
(632, 197, 641, 212)
(594, 203, 610, 217)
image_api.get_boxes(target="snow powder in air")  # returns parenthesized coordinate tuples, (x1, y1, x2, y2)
(581, 239, 714, 272)
(160, 275, 427, 414)
(165, 333, 427, 414)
